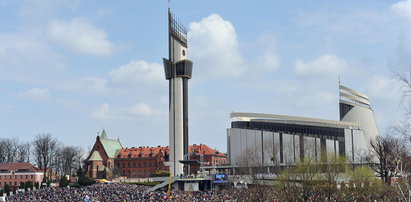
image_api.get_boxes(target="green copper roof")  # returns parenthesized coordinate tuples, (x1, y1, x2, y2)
(100, 129, 108, 139)
(100, 138, 123, 158)
(88, 151, 103, 161)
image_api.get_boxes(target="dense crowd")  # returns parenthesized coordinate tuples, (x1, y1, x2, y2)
(5, 182, 400, 201)
(6, 183, 257, 202)
(7, 183, 166, 202)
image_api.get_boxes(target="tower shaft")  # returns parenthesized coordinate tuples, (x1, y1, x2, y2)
(164, 9, 193, 176)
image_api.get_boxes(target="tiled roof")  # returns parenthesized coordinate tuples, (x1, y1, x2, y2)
(189, 144, 226, 157)
(116, 144, 225, 159)
(117, 146, 168, 159)
(0, 162, 40, 172)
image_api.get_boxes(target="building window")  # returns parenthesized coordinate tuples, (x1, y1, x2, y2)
(14, 182, 17, 186)
(123, 171, 125, 176)
(9, 176, 11, 179)
(133, 162, 136, 168)
(20, 175, 22, 179)
(128, 170, 130, 176)
(143, 162, 146, 167)
(31, 175, 33, 179)
(14, 175, 17, 179)
(123, 163, 125, 168)
(138, 163, 141, 167)
(149, 162, 152, 167)
(118, 163, 120, 168)
(26, 175, 28, 179)
(128, 162, 130, 168)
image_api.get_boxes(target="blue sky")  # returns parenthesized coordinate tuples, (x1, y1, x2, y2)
(1, 0, 410, 152)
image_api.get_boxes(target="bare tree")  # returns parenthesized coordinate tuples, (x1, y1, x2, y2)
(59, 146, 84, 176)
(0, 140, 6, 162)
(17, 142, 31, 162)
(370, 136, 393, 183)
(32, 133, 60, 183)
(370, 135, 409, 184)
(396, 70, 411, 116)
(0, 138, 30, 163)
(4, 138, 19, 162)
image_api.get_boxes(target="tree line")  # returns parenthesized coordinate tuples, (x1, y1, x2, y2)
(0, 133, 84, 183)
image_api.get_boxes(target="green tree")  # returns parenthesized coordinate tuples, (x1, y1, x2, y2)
(19, 182, 25, 190)
(24, 181, 31, 191)
(342, 165, 386, 201)
(76, 166, 96, 186)
(277, 167, 299, 200)
(4, 184, 10, 196)
(320, 154, 349, 199)
(59, 176, 69, 187)
(277, 157, 322, 200)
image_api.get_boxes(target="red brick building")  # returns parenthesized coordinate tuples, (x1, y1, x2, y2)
(115, 144, 227, 178)
(0, 162, 43, 191)
(85, 130, 123, 179)
(115, 146, 169, 178)
(85, 131, 227, 179)
(187, 144, 227, 174)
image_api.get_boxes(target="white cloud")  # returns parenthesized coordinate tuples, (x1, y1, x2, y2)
(391, 0, 411, 65)
(255, 33, 280, 72)
(294, 54, 349, 76)
(47, 19, 115, 56)
(109, 60, 163, 85)
(126, 103, 154, 116)
(259, 51, 280, 72)
(61, 77, 109, 94)
(0, 33, 66, 83)
(92, 103, 110, 119)
(365, 75, 402, 100)
(391, 0, 411, 21)
(18, 88, 51, 102)
(189, 14, 246, 79)
(91, 103, 157, 120)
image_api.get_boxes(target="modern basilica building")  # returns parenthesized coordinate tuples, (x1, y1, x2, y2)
(227, 84, 379, 167)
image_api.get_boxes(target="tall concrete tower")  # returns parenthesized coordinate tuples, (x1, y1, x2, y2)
(163, 8, 193, 176)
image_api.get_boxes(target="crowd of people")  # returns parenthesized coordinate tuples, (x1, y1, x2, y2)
(7, 183, 163, 202)
(5, 182, 402, 201)
(6, 183, 254, 202)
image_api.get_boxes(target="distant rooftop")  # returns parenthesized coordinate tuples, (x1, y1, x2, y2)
(0, 162, 41, 173)
(116, 144, 225, 159)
